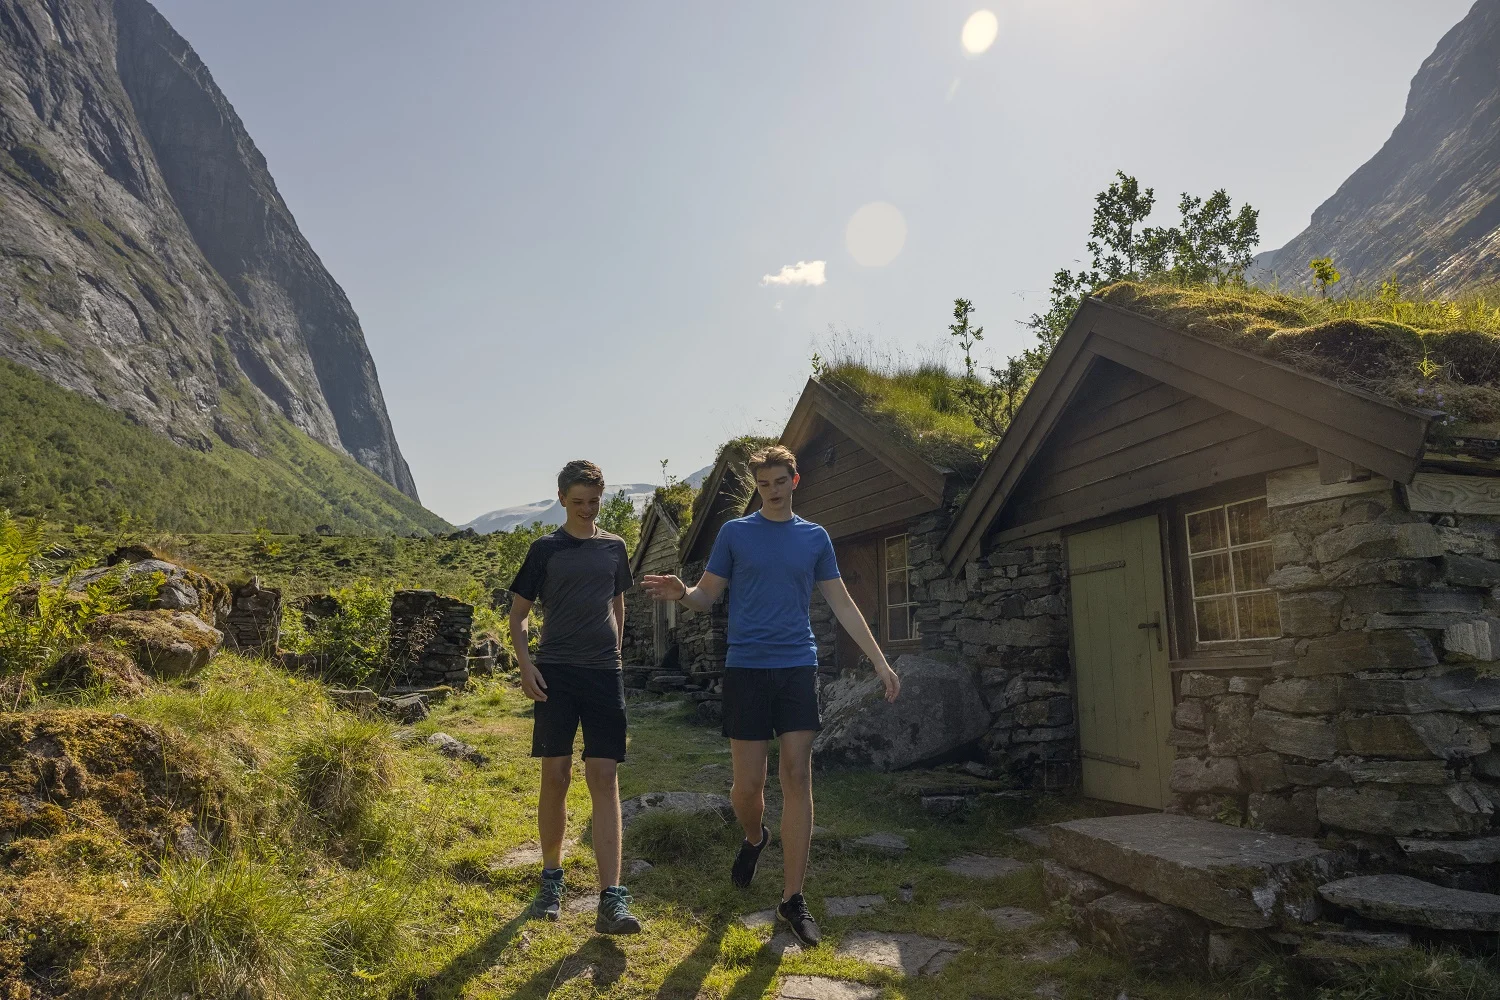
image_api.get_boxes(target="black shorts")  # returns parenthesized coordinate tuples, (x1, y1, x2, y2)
(531, 664, 627, 762)
(721, 666, 821, 741)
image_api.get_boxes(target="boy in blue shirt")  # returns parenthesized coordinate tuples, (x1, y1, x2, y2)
(645, 445, 900, 946)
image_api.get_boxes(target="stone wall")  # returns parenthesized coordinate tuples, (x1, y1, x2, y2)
(916, 511, 1076, 789)
(388, 590, 474, 690)
(222, 579, 281, 657)
(1169, 466, 1500, 867)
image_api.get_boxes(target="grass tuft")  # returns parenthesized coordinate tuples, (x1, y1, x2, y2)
(290, 715, 394, 840)
(624, 809, 737, 863)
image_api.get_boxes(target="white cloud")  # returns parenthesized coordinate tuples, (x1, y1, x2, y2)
(761, 260, 826, 287)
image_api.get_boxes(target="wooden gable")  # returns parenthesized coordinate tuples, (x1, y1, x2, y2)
(678, 451, 753, 564)
(942, 298, 1436, 572)
(630, 502, 680, 580)
(770, 379, 946, 541)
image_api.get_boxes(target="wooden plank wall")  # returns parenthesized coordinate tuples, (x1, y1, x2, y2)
(1000, 359, 1316, 535)
(795, 426, 934, 539)
(635, 519, 679, 581)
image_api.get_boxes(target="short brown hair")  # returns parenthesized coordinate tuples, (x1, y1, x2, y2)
(558, 459, 606, 494)
(748, 445, 797, 478)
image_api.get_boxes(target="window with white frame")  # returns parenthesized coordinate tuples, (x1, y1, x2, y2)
(1185, 497, 1280, 643)
(884, 533, 919, 643)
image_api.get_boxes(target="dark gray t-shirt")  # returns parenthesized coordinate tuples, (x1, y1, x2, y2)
(510, 528, 633, 669)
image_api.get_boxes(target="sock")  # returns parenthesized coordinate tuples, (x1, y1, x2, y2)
(542, 866, 563, 879)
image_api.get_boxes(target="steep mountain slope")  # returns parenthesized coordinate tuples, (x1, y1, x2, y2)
(0, 0, 419, 498)
(0, 357, 448, 534)
(1254, 0, 1500, 294)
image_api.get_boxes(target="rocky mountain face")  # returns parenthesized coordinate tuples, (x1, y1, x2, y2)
(0, 0, 419, 498)
(1254, 0, 1500, 294)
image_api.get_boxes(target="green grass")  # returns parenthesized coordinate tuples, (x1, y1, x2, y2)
(1097, 281, 1500, 431)
(816, 361, 992, 474)
(0, 357, 449, 535)
(9, 661, 1500, 999)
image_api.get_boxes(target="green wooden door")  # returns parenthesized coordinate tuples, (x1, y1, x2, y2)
(1067, 515, 1174, 809)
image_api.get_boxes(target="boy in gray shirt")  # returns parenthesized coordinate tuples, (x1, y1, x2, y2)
(508, 459, 640, 934)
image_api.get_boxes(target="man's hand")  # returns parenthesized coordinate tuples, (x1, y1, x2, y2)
(642, 574, 687, 601)
(520, 661, 548, 702)
(875, 660, 900, 703)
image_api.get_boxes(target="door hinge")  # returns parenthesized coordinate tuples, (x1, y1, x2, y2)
(1081, 749, 1141, 769)
(1138, 613, 1163, 651)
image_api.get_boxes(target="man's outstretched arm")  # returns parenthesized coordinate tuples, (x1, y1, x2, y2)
(818, 577, 901, 703)
(642, 571, 727, 613)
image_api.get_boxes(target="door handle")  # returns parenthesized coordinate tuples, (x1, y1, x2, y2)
(1137, 614, 1162, 651)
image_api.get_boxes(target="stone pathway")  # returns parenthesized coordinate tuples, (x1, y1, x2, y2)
(984, 906, 1044, 931)
(1011, 826, 1051, 849)
(835, 932, 963, 977)
(944, 854, 1027, 879)
(850, 831, 908, 855)
(778, 976, 879, 1000)
(1022, 936, 1081, 963)
(824, 894, 885, 917)
(740, 909, 776, 929)
(494, 842, 543, 869)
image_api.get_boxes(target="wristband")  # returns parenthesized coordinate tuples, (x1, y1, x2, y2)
(678, 582, 690, 602)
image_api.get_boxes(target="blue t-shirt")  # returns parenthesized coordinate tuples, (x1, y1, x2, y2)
(705, 512, 840, 668)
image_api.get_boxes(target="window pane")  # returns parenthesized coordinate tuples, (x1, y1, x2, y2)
(1231, 545, 1273, 592)
(1195, 597, 1234, 642)
(888, 610, 910, 642)
(886, 573, 908, 608)
(909, 608, 920, 641)
(1227, 498, 1268, 546)
(1187, 508, 1228, 553)
(1237, 593, 1281, 639)
(886, 535, 908, 570)
(1191, 553, 1232, 596)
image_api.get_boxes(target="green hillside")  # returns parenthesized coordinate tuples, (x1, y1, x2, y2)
(0, 358, 449, 535)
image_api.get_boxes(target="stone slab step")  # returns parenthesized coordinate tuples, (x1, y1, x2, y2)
(1318, 874, 1500, 931)
(1049, 813, 1339, 929)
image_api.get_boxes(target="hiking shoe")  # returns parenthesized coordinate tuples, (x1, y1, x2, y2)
(527, 867, 564, 921)
(595, 886, 642, 935)
(777, 893, 820, 947)
(731, 825, 770, 888)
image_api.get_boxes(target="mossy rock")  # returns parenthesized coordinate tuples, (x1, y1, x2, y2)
(0, 710, 229, 850)
(88, 609, 222, 679)
(38, 643, 151, 698)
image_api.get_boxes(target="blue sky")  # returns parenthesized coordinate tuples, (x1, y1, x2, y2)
(151, 0, 1473, 523)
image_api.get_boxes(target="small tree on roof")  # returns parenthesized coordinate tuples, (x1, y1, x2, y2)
(1309, 257, 1341, 298)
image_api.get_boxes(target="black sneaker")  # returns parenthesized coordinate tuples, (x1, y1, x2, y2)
(595, 885, 642, 935)
(731, 825, 770, 888)
(777, 892, 821, 947)
(527, 867, 564, 921)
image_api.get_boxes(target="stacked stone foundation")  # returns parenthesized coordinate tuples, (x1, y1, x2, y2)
(1168, 468, 1500, 878)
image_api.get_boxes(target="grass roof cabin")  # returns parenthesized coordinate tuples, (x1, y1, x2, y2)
(621, 482, 695, 690)
(928, 282, 1500, 867)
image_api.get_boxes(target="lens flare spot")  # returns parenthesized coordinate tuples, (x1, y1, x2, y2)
(961, 9, 999, 55)
(845, 202, 908, 268)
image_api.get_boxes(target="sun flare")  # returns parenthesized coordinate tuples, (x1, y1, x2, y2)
(961, 9, 1000, 55)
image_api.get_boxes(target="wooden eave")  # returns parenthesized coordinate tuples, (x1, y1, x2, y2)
(677, 452, 740, 563)
(629, 501, 679, 577)
(940, 297, 1436, 574)
(780, 378, 949, 505)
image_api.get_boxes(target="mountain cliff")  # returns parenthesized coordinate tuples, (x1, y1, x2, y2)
(0, 0, 419, 499)
(1254, 0, 1500, 294)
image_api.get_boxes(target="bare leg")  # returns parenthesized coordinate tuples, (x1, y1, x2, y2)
(538, 756, 572, 869)
(729, 739, 770, 842)
(777, 730, 816, 899)
(584, 756, 622, 889)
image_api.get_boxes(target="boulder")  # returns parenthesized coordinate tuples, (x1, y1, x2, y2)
(814, 654, 991, 771)
(1082, 891, 1208, 973)
(1318, 874, 1500, 931)
(39, 643, 151, 698)
(378, 693, 430, 723)
(426, 732, 488, 766)
(1049, 813, 1338, 928)
(89, 610, 222, 679)
(70, 556, 228, 626)
(329, 688, 379, 713)
(619, 791, 733, 828)
(1317, 783, 1495, 837)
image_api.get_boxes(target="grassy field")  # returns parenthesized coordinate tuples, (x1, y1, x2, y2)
(11, 654, 1500, 999)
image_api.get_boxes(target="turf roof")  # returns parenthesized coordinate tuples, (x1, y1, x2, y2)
(1097, 281, 1500, 436)
(815, 363, 990, 476)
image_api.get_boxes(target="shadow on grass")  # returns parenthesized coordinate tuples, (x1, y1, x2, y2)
(510, 937, 629, 999)
(654, 919, 728, 999)
(411, 912, 530, 1000)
